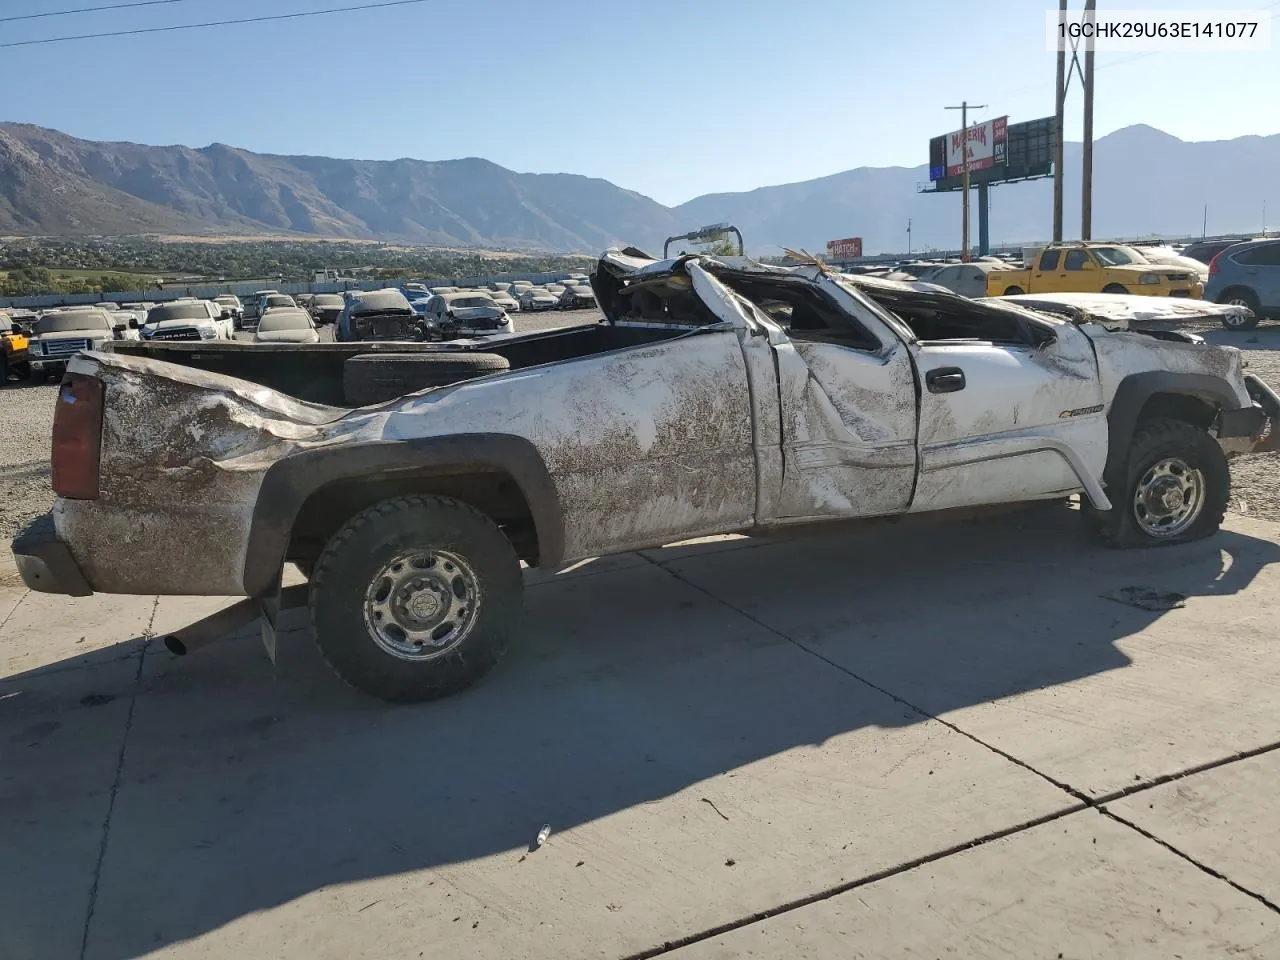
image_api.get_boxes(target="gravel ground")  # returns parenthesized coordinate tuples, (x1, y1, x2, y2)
(2, 313, 1275, 541)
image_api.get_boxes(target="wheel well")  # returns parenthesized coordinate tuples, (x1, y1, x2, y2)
(1136, 392, 1217, 430)
(287, 469, 539, 568)
(1217, 285, 1256, 301)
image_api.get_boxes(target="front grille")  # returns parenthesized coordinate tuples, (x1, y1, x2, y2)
(42, 339, 89, 358)
(149, 327, 201, 341)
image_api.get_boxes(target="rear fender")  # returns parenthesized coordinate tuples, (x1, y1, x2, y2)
(243, 434, 563, 597)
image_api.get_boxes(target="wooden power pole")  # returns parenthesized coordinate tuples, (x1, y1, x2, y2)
(946, 101, 986, 261)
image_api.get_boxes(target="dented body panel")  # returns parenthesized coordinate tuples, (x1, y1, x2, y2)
(16, 250, 1278, 600)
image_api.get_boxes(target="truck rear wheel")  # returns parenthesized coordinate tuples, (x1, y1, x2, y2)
(1103, 283, 1129, 294)
(309, 495, 523, 703)
(1083, 418, 1228, 548)
(1002, 286, 1025, 296)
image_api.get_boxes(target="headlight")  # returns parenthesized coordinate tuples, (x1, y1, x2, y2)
(200, 326, 217, 339)
(1139, 273, 1161, 285)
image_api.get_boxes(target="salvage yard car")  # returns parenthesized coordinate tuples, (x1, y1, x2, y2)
(25, 307, 138, 381)
(140, 300, 231, 341)
(519, 287, 560, 312)
(558, 285, 596, 309)
(335, 288, 425, 342)
(308, 293, 346, 325)
(421, 292, 513, 337)
(12, 249, 1279, 704)
(253, 307, 320, 344)
(991, 243, 1204, 299)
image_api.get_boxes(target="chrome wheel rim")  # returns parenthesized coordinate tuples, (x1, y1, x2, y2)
(363, 549, 480, 661)
(1132, 457, 1205, 538)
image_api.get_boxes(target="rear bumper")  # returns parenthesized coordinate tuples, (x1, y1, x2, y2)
(10, 512, 92, 596)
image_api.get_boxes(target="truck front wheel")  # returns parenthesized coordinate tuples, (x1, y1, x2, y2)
(1002, 285, 1025, 296)
(309, 495, 523, 702)
(1083, 418, 1228, 548)
(1103, 283, 1129, 294)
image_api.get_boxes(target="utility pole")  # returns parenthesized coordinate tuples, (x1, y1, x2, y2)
(1080, 0, 1097, 240)
(1202, 204, 1208, 238)
(1052, 0, 1067, 242)
(907, 218, 912, 255)
(946, 101, 986, 261)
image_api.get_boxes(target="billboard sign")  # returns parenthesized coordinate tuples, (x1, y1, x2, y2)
(926, 117, 1055, 190)
(939, 115, 1008, 179)
(826, 237, 863, 259)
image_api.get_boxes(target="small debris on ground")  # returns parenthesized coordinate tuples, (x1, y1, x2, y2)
(700, 797, 730, 822)
(536, 824, 551, 847)
(724, 858, 737, 867)
(1101, 586, 1187, 612)
(575, 860, 585, 867)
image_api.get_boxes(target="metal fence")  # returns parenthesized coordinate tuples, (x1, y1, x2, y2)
(0, 270, 586, 310)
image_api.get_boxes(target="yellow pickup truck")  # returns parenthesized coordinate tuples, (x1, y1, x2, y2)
(0, 311, 30, 383)
(987, 243, 1204, 299)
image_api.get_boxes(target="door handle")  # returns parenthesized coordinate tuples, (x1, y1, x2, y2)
(926, 367, 966, 394)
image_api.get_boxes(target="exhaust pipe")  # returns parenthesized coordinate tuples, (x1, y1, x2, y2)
(162, 585, 310, 656)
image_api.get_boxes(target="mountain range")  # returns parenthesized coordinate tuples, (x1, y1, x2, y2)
(0, 122, 1274, 255)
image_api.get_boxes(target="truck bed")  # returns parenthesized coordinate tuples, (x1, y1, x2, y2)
(107, 322, 683, 406)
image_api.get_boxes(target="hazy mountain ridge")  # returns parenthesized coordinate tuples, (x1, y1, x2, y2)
(0, 122, 1274, 253)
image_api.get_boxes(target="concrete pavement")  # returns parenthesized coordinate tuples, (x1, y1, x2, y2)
(2, 505, 1278, 959)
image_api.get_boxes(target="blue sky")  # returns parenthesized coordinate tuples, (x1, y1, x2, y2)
(4, 0, 1278, 206)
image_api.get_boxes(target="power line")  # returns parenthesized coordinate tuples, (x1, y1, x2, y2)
(0, 0, 432, 48)
(0, 1, 198, 25)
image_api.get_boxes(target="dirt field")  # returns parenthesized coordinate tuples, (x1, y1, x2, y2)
(1, 316, 1276, 540)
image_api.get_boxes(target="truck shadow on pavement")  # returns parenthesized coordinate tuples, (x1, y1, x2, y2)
(2, 505, 1278, 958)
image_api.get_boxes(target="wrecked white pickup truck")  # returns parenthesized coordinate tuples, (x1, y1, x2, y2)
(13, 250, 1280, 702)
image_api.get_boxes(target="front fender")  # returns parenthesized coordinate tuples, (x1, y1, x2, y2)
(1105, 371, 1255, 488)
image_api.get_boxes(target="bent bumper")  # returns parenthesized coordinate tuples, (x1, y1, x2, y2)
(10, 512, 92, 596)
(1220, 375, 1280, 454)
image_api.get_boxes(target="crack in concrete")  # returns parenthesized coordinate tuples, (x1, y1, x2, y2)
(78, 597, 158, 960)
(617, 803, 1087, 960)
(639, 555, 1280, 956)
(1098, 806, 1280, 915)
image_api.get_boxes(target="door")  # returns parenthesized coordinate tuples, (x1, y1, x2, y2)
(1029, 248, 1064, 291)
(909, 322, 1107, 512)
(710, 271, 919, 524)
(1238, 241, 1280, 312)
(1062, 247, 1101, 292)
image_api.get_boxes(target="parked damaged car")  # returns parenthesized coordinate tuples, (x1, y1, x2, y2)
(12, 248, 1279, 705)
(421, 292, 513, 337)
(335, 288, 427, 342)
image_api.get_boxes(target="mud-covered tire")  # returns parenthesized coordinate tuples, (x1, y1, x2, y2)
(309, 495, 522, 703)
(1083, 418, 1229, 548)
(343, 352, 510, 406)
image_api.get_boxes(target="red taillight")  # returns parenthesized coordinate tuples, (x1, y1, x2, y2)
(51, 373, 103, 500)
(1208, 252, 1223, 276)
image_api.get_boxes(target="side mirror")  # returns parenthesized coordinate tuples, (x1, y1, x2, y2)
(113, 324, 127, 334)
